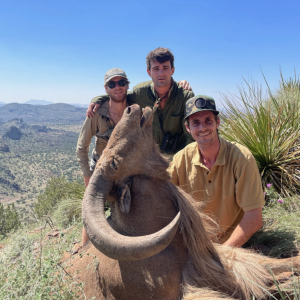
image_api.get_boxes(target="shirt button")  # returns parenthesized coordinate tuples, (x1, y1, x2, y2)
(208, 180, 211, 183)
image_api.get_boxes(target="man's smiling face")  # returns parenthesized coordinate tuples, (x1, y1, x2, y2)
(186, 111, 220, 146)
(147, 60, 174, 88)
(104, 76, 128, 103)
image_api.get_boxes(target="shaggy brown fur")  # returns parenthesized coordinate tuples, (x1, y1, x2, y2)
(70, 104, 297, 300)
(166, 184, 272, 299)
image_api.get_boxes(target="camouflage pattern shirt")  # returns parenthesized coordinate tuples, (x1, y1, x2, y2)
(91, 80, 195, 154)
(76, 100, 115, 177)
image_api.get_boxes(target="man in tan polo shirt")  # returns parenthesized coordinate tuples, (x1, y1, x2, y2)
(76, 67, 129, 246)
(168, 95, 264, 247)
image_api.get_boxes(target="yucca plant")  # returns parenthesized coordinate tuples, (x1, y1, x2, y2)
(275, 70, 300, 108)
(220, 76, 300, 196)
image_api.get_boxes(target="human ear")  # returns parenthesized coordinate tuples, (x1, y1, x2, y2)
(104, 84, 108, 94)
(185, 121, 191, 133)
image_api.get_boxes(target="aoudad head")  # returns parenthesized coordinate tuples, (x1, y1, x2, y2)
(82, 104, 180, 261)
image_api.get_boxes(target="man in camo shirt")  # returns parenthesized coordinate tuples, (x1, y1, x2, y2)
(76, 67, 129, 246)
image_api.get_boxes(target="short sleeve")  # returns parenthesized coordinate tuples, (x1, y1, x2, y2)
(235, 155, 265, 211)
(168, 160, 179, 186)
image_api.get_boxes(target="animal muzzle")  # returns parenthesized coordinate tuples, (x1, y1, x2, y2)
(82, 169, 181, 261)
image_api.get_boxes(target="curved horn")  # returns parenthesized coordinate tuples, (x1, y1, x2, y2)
(82, 170, 180, 261)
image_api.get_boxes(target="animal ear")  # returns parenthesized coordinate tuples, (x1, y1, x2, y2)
(140, 107, 154, 129)
(117, 178, 132, 214)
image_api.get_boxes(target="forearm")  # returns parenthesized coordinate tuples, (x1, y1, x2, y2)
(76, 148, 93, 178)
(223, 208, 263, 247)
(77, 116, 96, 177)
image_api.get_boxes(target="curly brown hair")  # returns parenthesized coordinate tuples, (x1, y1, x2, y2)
(146, 47, 174, 70)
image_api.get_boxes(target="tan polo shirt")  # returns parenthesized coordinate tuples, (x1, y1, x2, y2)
(168, 137, 264, 242)
(76, 100, 115, 177)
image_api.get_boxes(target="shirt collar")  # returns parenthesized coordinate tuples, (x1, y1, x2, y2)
(192, 137, 226, 167)
(151, 78, 175, 111)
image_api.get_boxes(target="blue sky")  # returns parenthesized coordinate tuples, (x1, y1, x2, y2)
(0, 0, 299, 107)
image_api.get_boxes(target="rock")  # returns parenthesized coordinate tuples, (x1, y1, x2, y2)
(71, 243, 82, 255)
(3, 126, 22, 140)
(47, 228, 60, 238)
(28, 228, 43, 234)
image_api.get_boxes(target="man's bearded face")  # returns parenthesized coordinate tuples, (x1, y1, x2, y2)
(105, 76, 128, 103)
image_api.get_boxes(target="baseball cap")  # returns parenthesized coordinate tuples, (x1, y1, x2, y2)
(104, 68, 128, 83)
(185, 95, 219, 120)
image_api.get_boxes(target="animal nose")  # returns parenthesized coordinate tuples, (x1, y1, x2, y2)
(126, 107, 131, 114)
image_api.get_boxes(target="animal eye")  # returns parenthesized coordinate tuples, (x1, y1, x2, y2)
(111, 160, 117, 170)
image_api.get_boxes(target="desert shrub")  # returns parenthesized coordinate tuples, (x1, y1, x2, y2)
(275, 71, 300, 108)
(53, 196, 110, 227)
(220, 75, 300, 196)
(0, 203, 21, 237)
(52, 198, 83, 227)
(33, 177, 85, 220)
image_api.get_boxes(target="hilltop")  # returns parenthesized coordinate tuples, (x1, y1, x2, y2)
(0, 103, 87, 125)
(24, 99, 53, 105)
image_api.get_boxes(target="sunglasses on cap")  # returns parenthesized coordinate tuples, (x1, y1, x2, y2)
(195, 98, 216, 110)
(107, 79, 128, 89)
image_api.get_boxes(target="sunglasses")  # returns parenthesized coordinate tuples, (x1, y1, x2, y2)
(195, 98, 216, 110)
(107, 79, 128, 89)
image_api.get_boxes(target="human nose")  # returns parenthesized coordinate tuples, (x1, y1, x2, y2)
(198, 122, 206, 130)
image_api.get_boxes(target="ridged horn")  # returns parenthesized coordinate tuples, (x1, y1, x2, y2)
(82, 170, 180, 261)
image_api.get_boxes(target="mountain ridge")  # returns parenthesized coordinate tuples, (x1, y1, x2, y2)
(24, 100, 53, 105)
(0, 103, 87, 125)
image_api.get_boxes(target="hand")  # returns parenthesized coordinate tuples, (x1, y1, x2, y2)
(178, 80, 191, 91)
(84, 177, 91, 188)
(86, 103, 100, 118)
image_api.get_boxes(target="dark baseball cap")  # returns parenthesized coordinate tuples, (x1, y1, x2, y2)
(104, 68, 128, 83)
(185, 95, 219, 120)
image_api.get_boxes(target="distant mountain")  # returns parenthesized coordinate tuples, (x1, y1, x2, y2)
(24, 100, 53, 105)
(0, 103, 87, 125)
(68, 103, 89, 108)
(0, 100, 88, 108)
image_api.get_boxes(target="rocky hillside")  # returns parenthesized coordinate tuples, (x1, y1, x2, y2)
(0, 114, 94, 215)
